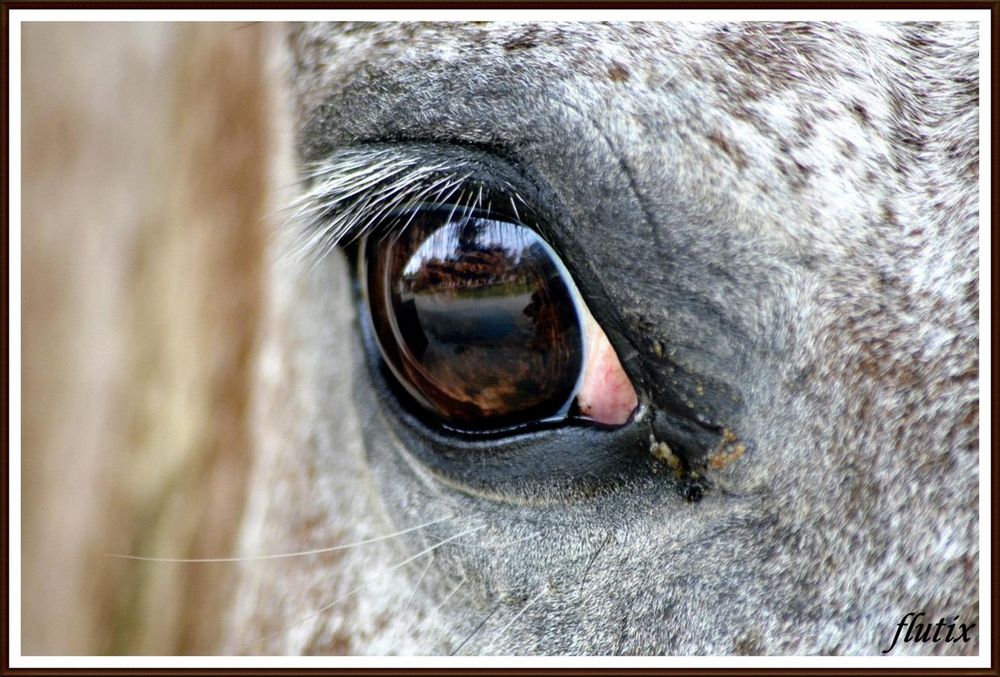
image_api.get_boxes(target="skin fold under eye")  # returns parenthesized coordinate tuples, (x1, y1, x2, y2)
(362, 204, 637, 432)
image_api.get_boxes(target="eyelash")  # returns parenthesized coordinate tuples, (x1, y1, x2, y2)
(285, 146, 529, 267)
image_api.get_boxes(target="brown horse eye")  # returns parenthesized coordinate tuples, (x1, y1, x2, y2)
(363, 209, 584, 430)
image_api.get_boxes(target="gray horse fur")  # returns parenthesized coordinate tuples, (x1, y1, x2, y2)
(227, 21, 979, 656)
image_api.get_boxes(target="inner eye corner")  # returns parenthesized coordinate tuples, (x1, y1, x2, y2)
(357, 194, 638, 436)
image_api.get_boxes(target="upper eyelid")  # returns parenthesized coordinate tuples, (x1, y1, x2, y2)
(285, 145, 529, 266)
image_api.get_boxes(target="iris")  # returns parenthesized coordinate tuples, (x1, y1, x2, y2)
(363, 209, 584, 430)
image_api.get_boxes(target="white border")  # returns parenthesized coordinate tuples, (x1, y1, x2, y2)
(8, 7, 23, 671)
(3, 9, 994, 21)
(7, 8, 992, 669)
(977, 10, 993, 673)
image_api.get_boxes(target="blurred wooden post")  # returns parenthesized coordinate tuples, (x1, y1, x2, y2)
(21, 22, 275, 654)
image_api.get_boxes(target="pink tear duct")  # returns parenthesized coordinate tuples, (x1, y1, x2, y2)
(576, 312, 638, 426)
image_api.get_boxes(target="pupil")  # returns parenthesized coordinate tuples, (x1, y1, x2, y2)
(366, 211, 583, 429)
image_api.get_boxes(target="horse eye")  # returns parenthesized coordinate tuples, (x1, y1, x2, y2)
(362, 205, 636, 432)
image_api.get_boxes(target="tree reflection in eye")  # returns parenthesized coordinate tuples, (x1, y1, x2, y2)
(364, 209, 585, 430)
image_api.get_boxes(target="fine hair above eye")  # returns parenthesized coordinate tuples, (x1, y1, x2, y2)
(285, 145, 533, 268)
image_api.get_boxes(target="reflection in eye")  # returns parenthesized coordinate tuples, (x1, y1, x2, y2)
(365, 210, 582, 429)
(363, 206, 638, 432)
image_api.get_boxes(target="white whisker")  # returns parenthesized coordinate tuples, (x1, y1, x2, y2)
(481, 584, 550, 654)
(397, 556, 434, 619)
(239, 524, 486, 651)
(107, 515, 454, 563)
(449, 533, 539, 549)
(395, 575, 468, 655)
(391, 524, 486, 569)
(427, 576, 467, 626)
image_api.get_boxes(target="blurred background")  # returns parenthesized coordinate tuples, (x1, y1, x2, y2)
(21, 22, 278, 654)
